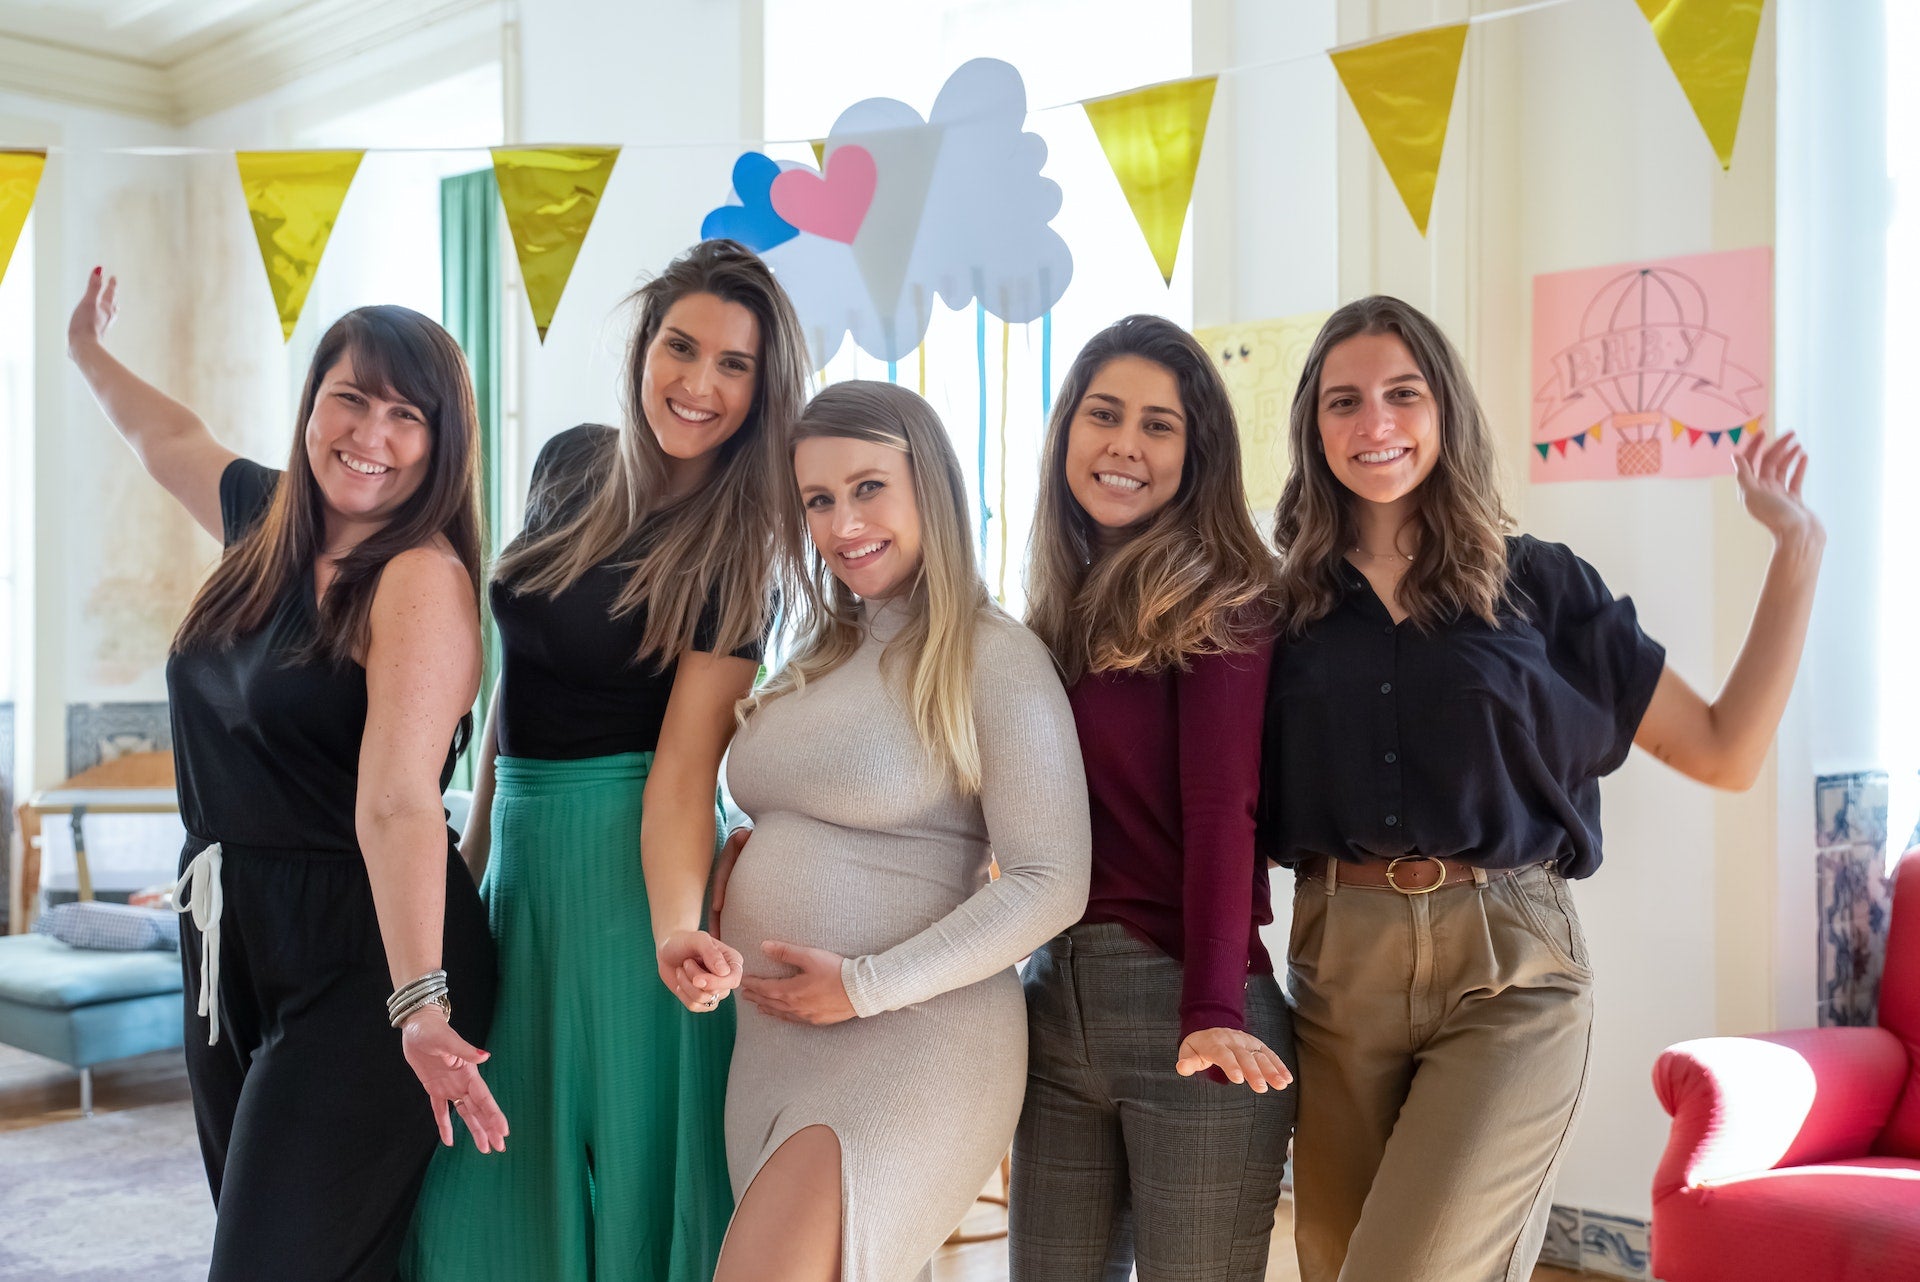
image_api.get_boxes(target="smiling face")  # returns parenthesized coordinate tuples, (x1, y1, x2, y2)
(794, 434, 923, 601)
(1314, 331, 1441, 514)
(638, 292, 762, 489)
(1063, 355, 1188, 541)
(302, 352, 433, 545)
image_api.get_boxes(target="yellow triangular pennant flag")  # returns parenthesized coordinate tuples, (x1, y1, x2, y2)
(0, 150, 46, 291)
(235, 150, 363, 342)
(1082, 75, 1217, 284)
(1330, 23, 1469, 236)
(1589, 426, 1601, 442)
(492, 146, 621, 342)
(1671, 418, 1686, 440)
(810, 139, 827, 170)
(1636, 0, 1763, 169)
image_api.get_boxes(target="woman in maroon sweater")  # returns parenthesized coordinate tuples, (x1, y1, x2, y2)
(1010, 314, 1295, 1281)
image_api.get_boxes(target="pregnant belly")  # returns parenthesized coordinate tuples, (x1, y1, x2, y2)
(719, 814, 981, 980)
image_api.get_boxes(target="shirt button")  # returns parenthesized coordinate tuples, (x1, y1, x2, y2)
(1385, 751, 1398, 764)
(1384, 815, 1399, 827)
(1379, 682, 1393, 694)
(1383, 625, 1394, 635)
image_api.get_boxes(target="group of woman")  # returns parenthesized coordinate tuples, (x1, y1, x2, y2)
(66, 233, 1822, 1282)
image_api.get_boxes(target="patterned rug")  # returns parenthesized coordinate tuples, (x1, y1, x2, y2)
(0, 1097, 211, 1280)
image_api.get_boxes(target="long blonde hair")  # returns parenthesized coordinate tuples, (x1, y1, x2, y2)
(1025, 315, 1275, 684)
(493, 240, 809, 665)
(745, 381, 1001, 795)
(1272, 296, 1512, 634)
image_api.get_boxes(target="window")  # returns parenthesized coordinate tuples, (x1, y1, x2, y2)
(763, 0, 1194, 609)
(0, 212, 29, 711)
(1885, 3, 1919, 853)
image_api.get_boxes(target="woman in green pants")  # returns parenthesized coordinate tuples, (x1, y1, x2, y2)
(403, 239, 810, 1280)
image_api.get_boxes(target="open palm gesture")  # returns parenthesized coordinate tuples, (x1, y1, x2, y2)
(1732, 431, 1822, 547)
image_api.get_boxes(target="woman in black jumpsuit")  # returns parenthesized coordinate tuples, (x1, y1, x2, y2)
(68, 269, 503, 1281)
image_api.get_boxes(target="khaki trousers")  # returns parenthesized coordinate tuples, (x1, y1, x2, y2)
(1287, 862, 1595, 1282)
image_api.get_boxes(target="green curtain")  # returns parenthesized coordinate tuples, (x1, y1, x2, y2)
(441, 168, 504, 789)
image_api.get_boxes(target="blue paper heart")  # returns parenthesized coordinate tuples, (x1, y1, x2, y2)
(701, 152, 799, 252)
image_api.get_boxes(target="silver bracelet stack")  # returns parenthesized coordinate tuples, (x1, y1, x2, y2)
(387, 969, 453, 1028)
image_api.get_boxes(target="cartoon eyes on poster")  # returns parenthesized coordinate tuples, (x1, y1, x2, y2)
(0, 0, 1768, 489)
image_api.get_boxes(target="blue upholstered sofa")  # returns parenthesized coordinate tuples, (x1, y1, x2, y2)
(0, 933, 183, 1114)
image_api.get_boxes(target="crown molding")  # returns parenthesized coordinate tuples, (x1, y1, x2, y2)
(0, 33, 172, 123)
(171, 0, 500, 124)
(0, 0, 499, 127)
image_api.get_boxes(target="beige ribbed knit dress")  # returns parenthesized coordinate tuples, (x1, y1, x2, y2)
(721, 602, 1091, 1282)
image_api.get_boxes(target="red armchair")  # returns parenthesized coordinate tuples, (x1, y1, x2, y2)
(1652, 848, 1920, 1281)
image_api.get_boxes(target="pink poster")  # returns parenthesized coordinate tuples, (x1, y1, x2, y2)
(1530, 246, 1771, 483)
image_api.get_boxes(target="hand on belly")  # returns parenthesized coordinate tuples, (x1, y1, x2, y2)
(739, 940, 857, 1026)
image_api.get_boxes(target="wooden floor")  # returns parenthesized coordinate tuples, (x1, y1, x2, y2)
(0, 1054, 1583, 1281)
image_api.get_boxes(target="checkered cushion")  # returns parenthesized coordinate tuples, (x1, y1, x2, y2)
(30, 901, 179, 952)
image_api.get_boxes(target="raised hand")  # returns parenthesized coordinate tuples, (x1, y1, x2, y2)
(1732, 431, 1822, 548)
(1175, 1027, 1294, 1093)
(68, 266, 118, 356)
(658, 927, 744, 1013)
(400, 1007, 508, 1152)
(739, 941, 856, 1025)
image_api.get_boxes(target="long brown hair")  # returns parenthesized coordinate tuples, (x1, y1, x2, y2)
(173, 305, 482, 666)
(1272, 296, 1511, 633)
(744, 381, 1003, 794)
(1025, 314, 1274, 683)
(493, 239, 809, 666)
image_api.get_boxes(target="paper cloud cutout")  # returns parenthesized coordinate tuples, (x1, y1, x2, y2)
(702, 58, 1073, 365)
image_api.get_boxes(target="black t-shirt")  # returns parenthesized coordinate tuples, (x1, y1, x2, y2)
(1258, 534, 1666, 879)
(167, 459, 459, 850)
(491, 424, 764, 761)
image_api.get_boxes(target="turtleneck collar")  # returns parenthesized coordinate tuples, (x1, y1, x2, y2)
(863, 594, 914, 643)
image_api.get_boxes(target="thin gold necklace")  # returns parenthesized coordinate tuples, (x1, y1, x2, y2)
(1351, 544, 1415, 562)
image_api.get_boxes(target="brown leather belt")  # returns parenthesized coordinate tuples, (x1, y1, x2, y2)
(1299, 854, 1511, 895)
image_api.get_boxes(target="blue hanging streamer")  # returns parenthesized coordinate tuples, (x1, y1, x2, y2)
(887, 359, 898, 384)
(975, 286, 990, 562)
(1041, 308, 1054, 423)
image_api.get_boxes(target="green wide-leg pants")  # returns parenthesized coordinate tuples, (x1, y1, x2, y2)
(404, 751, 734, 1281)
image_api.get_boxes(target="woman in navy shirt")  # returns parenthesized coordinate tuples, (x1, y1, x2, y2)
(1262, 296, 1822, 1282)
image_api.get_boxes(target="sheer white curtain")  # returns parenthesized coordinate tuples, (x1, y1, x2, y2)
(1883, 2, 1919, 850)
(763, 0, 1194, 609)
(0, 214, 29, 709)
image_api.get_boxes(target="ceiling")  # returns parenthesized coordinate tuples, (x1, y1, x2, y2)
(0, 0, 310, 68)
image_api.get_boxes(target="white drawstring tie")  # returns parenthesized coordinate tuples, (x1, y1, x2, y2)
(173, 843, 224, 1046)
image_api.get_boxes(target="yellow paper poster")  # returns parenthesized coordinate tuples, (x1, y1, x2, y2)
(1195, 312, 1331, 514)
(1330, 23, 1469, 236)
(492, 146, 621, 342)
(0, 150, 46, 290)
(235, 150, 364, 342)
(1636, 0, 1764, 169)
(1082, 75, 1217, 284)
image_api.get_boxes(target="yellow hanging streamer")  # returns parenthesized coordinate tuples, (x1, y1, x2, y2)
(235, 150, 364, 342)
(1635, 0, 1764, 170)
(492, 146, 621, 342)
(809, 139, 828, 170)
(1082, 75, 1218, 285)
(1330, 23, 1469, 236)
(0, 151, 46, 291)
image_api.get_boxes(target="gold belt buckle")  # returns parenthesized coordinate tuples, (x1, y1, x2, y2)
(1385, 854, 1447, 895)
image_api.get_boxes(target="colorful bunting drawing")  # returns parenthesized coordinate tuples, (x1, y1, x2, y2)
(235, 150, 364, 341)
(1082, 75, 1217, 285)
(0, 150, 45, 291)
(492, 146, 621, 342)
(1531, 246, 1771, 482)
(702, 58, 1072, 366)
(1636, 0, 1765, 169)
(1331, 22, 1469, 236)
(1195, 313, 1331, 513)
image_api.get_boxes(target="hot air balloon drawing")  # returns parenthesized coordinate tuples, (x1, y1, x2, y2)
(1531, 248, 1770, 483)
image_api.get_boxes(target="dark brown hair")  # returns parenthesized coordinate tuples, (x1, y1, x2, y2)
(1272, 295, 1512, 633)
(1025, 314, 1275, 682)
(493, 239, 810, 666)
(173, 305, 482, 665)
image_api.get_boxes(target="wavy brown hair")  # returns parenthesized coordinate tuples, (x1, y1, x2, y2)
(173, 305, 482, 667)
(1025, 314, 1275, 683)
(744, 382, 1003, 794)
(493, 239, 809, 666)
(1272, 296, 1512, 634)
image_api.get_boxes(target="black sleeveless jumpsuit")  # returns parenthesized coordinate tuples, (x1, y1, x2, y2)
(168, 458, 496, 1281)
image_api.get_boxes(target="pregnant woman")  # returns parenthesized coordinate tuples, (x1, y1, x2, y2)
(715, 380, 1092, 1282)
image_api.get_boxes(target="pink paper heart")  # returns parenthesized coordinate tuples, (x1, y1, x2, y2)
(770, 145, 876, 245)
